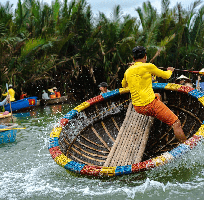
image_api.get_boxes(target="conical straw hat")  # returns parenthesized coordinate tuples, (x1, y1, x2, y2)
(199, 68, 204, 74)
(176, 75, 190, 80)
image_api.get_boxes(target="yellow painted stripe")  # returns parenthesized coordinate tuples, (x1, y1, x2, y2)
(50, 127, 62, 138)
(100, 167, 116, 176)
(195, 124, 204, 137)
(165, 83, 181, 91)
(74, 101, 90, 112)
(54, 154, 72, 167)
(119, 87, 130, 94)
(152, 152, 173, 166)
(198, 96, 204, 106)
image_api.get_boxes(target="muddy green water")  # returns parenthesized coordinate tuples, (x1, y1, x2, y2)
(0, 103, 204, 200)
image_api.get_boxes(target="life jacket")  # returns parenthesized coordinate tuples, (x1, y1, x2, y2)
(55, 91, 61, 98)
(20, 94, 27, 100)
(50, 94, 56, 99)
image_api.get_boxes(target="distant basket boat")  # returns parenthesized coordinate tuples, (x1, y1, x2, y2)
(0, 112, 12, 123)
(40, 96, 68, 106)
(0, 123, 18, 144)
(4, 97, 38, 112)
(49, 83, 204, 178)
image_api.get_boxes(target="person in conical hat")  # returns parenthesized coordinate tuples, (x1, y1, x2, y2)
(48, 88, 56, 99)
(175, 75, 191, 85)
(175, 74, 193, 88)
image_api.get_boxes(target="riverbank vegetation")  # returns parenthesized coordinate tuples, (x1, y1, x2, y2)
(0, 0, 204, 100)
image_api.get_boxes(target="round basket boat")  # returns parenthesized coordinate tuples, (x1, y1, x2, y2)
(0, 112, 12, 124)
(49, 83, 204, 177)
(0, 123, 18, 144)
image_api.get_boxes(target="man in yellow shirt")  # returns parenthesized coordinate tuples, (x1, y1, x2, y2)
(2, 84, 15, 101)
(122, 46, 186, 143)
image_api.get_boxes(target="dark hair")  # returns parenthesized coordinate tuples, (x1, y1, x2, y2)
(98, 82, 108, 87)
(132, 46, 147, 60)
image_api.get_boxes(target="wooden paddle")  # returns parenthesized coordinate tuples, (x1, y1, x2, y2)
(0, 127, 26, 131)
(6, 83, 13, 123)
(196, 75, 201, 91)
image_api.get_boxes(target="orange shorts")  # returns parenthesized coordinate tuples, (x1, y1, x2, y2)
(134, 94, 178, 126)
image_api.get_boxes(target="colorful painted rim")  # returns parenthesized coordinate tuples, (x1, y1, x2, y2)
(4, 97, 38, 112)
(0, 112, 11, 119)
(49, 83, 204, 177)
(0, 124, 18, 144)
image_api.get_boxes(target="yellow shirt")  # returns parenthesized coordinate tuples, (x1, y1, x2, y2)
(122, 62, 172, 106)
(2, 88, 15, 101)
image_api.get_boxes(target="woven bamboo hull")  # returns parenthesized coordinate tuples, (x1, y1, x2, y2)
(49, 83, 204, 177)
(0, 123, 18, 144)
(0, 112, 12, 123)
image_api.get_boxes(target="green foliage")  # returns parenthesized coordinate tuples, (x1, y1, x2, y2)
(52, 0, 60, 23)
(0, 0, 204, 99)
(21, 38, 46, 58)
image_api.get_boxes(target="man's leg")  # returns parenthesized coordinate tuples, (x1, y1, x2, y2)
(172, 119, 187, 143)
(134, 99, 187, 143)
(155, 93, 162, 101)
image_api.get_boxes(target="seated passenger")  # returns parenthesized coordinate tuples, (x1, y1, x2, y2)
(175, 75, 192, 86)
(53, 87, 61, 98)
(48, 89, 56, 99)
(20, 91, 27, 100)
(98, 82, 110, 95)
(42, 90, 50, 99)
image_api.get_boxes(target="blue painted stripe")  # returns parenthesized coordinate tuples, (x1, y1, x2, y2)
(102, 89, 120, 99)
(152, 83, 168, 90)
(64, 161, 85, 173)
(115, 165, 132, 176)
(169, 144, 190, 158)
(189, 89, 204, 99)
(48, 137, 59, 149)
(64, 110, 78, 120)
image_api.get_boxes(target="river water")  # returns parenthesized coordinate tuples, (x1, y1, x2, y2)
(0, 103, 204, 200)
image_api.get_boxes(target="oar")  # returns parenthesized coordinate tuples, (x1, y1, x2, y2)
(6, 83, 13, 123)
(0, 127, 26, 131)
(158, 67, 201, 74)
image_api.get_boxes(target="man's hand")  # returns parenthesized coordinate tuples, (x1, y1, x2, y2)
(167, 67, 174, 72)
(6, 95, 10, 102)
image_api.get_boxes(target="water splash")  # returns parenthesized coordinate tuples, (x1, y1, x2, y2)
(61, 102, 123, 142)
(1, 104, 204, 200)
